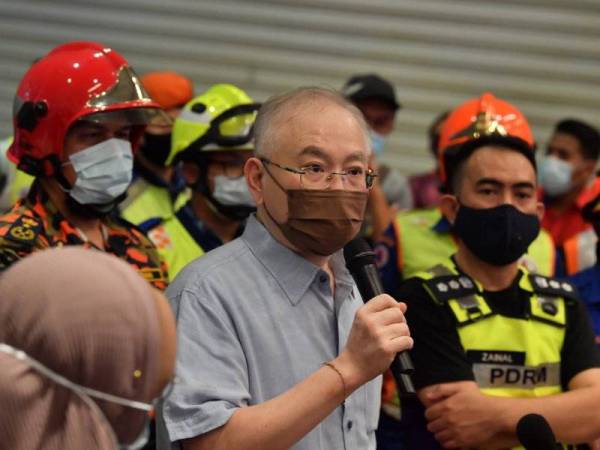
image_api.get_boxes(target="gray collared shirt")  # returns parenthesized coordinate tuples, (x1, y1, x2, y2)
(160, 216, 380, 450)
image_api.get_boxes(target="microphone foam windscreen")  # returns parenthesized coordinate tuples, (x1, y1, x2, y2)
(516, 413, 557, 450)
(343, 238, 375, 271)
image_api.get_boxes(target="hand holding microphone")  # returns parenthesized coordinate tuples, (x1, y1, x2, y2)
(338, 238, 416, 395)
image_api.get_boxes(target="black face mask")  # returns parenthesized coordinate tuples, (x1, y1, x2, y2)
(138, 132, 171, 167)
(452, 203, 540, 266)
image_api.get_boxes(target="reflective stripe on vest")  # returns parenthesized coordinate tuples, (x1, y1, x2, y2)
(563, 228, 597, 275)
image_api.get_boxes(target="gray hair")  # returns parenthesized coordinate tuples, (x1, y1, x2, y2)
(253, 86, 370, 158)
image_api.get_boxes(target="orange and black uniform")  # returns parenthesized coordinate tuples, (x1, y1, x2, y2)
(0, 181, 168, 290)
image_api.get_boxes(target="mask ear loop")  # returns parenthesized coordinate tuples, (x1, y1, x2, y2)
(0, 343, 153, 448)
(0, 343, 122, 449)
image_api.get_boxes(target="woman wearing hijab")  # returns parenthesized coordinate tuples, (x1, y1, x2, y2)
(0, 247, 177, 450)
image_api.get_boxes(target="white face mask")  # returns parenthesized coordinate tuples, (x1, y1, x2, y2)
(65, 138, 133, 205)
(538, 156, 573, 197)
(212, 175, 255, 207)
(369, 130, 386, 156)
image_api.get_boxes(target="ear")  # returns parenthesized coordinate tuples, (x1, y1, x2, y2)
(535, 200, 545, 222)
(439, 193, 460, 225)
(181, 161, 200, 186)
(581, 159, 597, 180)
(245, 157, 264, 205)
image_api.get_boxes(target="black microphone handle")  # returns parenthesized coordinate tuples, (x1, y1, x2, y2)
(354, 265, 416, 395)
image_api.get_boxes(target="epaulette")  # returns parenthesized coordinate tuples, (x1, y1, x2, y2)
(2, 215, 42, 246)
(421, 271, 479, 305)
(528, 274, 580, 304)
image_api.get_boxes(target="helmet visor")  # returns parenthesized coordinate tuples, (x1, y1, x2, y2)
(203, 103, 261, 149)
(80, 107, 171, 127)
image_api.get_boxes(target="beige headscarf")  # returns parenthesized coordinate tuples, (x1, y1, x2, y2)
(0, 247, 162, 450)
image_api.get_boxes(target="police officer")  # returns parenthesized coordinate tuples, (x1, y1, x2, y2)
(402, 93, 600, 449)
(141, 84, 259, 280)
(0, 41, 168, 290)
(374, 95, 555, 448)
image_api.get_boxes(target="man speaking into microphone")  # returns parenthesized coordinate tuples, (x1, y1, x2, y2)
(159, 87, 412, 450)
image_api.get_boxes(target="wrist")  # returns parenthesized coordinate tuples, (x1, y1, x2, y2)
(331, 351, 367, 394)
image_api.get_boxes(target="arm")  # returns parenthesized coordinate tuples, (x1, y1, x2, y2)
(421, 369, 600, 449)
(183, 294, 413, 450)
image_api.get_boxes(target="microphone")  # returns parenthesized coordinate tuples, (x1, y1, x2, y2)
(516, 413, 561, 450)
(344, 237, 416, 395)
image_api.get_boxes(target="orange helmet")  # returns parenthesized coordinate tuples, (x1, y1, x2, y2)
(438, 92, 535, 189)
(8, 41, 165, 176)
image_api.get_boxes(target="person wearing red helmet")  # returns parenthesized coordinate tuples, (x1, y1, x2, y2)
(396, 93, 600, 449)
(0, 41, 168, 290)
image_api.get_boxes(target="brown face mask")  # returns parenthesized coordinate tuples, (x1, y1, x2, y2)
(266, 187, 368, 256)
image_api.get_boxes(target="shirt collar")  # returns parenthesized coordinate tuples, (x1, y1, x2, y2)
(241, 215, 353, 306)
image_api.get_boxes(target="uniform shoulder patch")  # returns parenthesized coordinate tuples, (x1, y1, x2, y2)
(3, 215, 42, 246)
(528, 274, 580, 303)
(423, 274, 478, 304)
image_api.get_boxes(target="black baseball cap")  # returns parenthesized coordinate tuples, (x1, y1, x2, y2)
(342, 74, 401, 111)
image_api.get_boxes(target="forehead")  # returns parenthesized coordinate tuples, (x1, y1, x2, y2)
(68, 120, 130, 135)
(463, 146, 536, 184)
(549, 132, 582, 155)
(273, 100, 368, 162)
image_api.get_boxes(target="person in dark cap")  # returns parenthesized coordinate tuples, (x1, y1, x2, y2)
(342, 74, 413, 211)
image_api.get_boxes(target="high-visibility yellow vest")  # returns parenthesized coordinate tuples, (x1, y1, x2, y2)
(146, 214, 204, 282)
(120, 178, 190, 226)
(414, 261, 579, 450)
(394, 208, 555, 279)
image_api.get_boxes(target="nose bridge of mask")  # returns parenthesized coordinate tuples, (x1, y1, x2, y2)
(68, 138, 133, 171)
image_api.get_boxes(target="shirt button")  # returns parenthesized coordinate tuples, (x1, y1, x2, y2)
(347, 420, 353, 430)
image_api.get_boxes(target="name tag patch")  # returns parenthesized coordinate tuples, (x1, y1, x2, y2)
(467, 350, 525, 365)
(472, 361, 560, 389)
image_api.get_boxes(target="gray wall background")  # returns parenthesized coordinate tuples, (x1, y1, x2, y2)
(0, 0, 598, 175)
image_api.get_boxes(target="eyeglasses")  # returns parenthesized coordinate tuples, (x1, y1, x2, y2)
(0, 342, 177, 412)
(260, 158, 377, 190)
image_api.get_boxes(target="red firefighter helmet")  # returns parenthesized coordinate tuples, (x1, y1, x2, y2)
(8, 41, 166, 175)
(437, 92, 535, 188)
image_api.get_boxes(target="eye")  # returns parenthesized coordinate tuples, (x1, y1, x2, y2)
(516, 191, 533, 200)
(346, 167, 364, 177)
(479, 188, 496, 196)
(302, 164, 325, 175)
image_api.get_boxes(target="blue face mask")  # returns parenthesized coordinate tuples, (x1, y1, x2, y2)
(369, 130, 386, 157)
(538, 156, 573, 197)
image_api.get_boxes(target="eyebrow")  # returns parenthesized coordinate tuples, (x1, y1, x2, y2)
(476, 177, 536, 190)
(298, 146, 367, 164)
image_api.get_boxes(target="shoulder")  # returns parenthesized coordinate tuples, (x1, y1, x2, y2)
(0, 204, 44, 246)
(167, 238, 254, 302)
(0, 206, 46, 270)
(528, 273, 580, 304)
